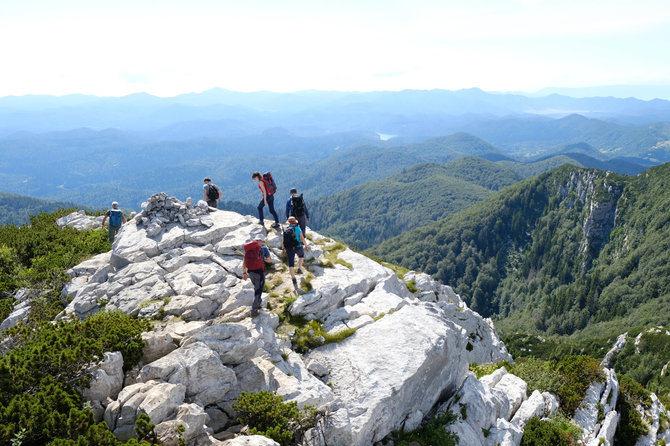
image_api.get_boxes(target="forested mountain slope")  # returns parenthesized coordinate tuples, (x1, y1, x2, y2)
(309, 158, 520, 249)
(286, 132, 510, 200)
(369, 162, 670, 338)
(309, 154, 644, 251)
(0, 192, 90, 225)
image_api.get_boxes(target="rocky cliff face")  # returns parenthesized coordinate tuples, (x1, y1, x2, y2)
(558, 170, 623, 263)
(60, 194, 511, 445)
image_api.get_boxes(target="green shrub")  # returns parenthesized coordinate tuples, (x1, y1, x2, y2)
(0, 210, 109, 289)
(469, 361, 511, 379)
(0, 311, 150, 444)
(615, 374, 651, 445)
(232, 391, 318, 446)
(391, 411, 458, 446)
(0, 245, 20, 295)
(509, 355, 603, 416)
(555, 356, 603, 416)
(508, 357, 565, 397)
(521, 417, 573, 446)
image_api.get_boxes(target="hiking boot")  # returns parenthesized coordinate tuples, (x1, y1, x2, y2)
(251, 309, 260, 317)
(271, 222, 280, 229)
(297, 267, 303, 274)
(257, 220, 264, 226)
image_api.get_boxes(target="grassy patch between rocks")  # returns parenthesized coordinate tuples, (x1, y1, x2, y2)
(390, 410, 458, 446)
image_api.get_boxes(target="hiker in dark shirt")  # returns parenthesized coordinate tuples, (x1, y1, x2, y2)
(285, 187, 310, 235)
(203, 177, 221, 208)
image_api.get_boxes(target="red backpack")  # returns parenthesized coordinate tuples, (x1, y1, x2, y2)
(261, 172, 277, 196)
(243, 241, 264, 271)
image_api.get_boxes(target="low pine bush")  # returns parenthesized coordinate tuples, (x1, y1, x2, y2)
(521, 417, 573, 446)
(232, 391, 318, 446)
(0, 311, 150, 444)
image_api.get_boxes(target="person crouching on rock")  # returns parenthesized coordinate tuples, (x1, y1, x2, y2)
(242, 234, 271, 317)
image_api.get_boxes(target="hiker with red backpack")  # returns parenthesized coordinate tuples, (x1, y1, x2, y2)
(242, 234, 271, 317)
(285, 187, 310, 235)
(252, 171, 280, 229)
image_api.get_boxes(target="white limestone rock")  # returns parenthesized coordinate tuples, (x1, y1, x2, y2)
(634, 393, 670, 446)
(56, 210, 104, 230)
(444, 374, 500, 444)
(141, 330, 178, 363)
(574, 367, 619, 444)
(510, 390, 545, 429)
(137, 341, 237, 406)
(82, 351, 124, 403)
(181, 323, 260, 365)
(493, 373, 528, 420)
(154, 403, 209, 445)
(164, 294, 219, 321)
(0, 298, 31, 331)
(486, 418, 523, 446)
(221, 436, 280, 446)
(588, 410, 619, 446)
(105, 380, 186, 440)
(307, 303, 470, 446)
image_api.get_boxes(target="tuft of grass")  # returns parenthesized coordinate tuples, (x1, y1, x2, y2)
(405, 280, 418, 293)
(321, 242, 353, 269)
(300, 273, 315, 292)
(469, 361, 511, 379)
(292, 319, 356, 353)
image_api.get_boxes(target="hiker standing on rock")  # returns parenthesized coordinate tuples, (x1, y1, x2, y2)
(252, 171, 280, 228)
(282, 216, 309, 293)
(101, 201, 126, 243)
(285, 187, 310, 235)
(203, 177, 221, 208)
(242, 234, 271, 317)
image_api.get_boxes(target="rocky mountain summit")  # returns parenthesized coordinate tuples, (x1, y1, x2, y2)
(50, 193, 669, 446)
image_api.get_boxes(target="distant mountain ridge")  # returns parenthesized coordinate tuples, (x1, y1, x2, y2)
(2, 88, 670, 136)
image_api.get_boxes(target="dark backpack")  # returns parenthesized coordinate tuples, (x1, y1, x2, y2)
(291, 194, 306, 217)
(262, 172, 277, 196)
(109, 209, 123, 227)
(243, 241, 264, 271)
(283, 226, 299, 250)
(206, 184, 219, 201)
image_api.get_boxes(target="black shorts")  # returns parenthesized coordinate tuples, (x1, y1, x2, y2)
(285, 246, 304, 267)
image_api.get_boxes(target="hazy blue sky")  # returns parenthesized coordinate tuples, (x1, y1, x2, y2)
(1, 0, 669, 97)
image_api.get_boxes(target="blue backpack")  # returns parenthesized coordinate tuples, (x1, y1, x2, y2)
(109, 209, 123, 226)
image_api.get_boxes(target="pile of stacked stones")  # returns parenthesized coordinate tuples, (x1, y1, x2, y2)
(134, 193, 214, 237)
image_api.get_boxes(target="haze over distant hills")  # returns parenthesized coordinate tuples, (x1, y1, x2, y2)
(2, 88, 670, 137)
(529, 84, 670, 101)
(1, 87, 669, 214)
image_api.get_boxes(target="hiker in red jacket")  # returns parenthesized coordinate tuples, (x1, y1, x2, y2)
(242, 234, 271, 317)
